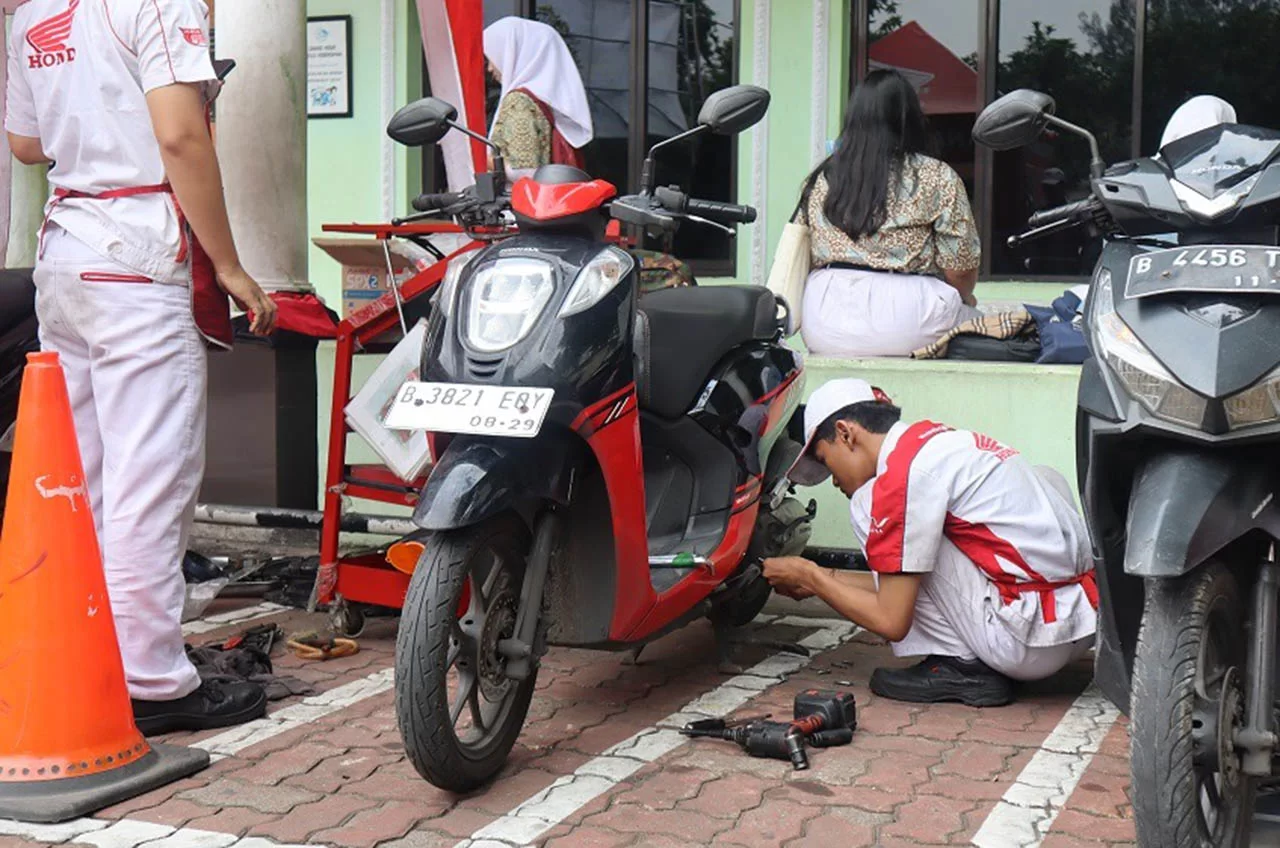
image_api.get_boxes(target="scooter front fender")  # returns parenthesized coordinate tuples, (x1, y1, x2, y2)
(413, 433, 576, 532)
(1125, 450, 1280, 578)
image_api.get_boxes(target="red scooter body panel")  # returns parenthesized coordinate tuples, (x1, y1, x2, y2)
(570, 384, 657, 639)
(511, 177, 617, 221)
(610, 370, 806, 641)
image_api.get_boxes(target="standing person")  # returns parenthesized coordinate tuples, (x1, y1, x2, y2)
(483, 16, 592, 176)
(798, 70, 982, 358)
(5, 0, 277, 734)
(763, 380, 1097, 706)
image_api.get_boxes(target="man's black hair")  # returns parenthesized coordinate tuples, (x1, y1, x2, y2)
(811, 401, 902, 449)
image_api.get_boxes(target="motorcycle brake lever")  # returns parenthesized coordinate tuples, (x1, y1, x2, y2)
(682, 213, 736, 237)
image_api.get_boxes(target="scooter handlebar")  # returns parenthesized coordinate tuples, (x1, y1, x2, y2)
(652, 186, 757, 225)
(412, 192, 469, 212)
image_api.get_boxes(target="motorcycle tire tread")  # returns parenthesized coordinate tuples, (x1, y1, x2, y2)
(1130, 559, 1255, 847)
(394, 514, 536, 793)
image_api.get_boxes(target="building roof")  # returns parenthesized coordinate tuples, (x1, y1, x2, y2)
(869, 21, 979, 116)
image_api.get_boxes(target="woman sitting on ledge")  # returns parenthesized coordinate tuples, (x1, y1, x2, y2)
(799, 70, 982, 358)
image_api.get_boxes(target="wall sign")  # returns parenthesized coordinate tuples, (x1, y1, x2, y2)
(307, 15, 353, 118)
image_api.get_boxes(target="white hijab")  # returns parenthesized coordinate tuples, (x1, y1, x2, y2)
(483, 17, 593, 150)
(1160, 95, 1237, 149)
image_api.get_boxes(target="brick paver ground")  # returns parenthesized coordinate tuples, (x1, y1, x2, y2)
(0, 597, 1151, 847)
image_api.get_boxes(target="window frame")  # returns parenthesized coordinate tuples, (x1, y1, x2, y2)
(850, 0, 1143, 282)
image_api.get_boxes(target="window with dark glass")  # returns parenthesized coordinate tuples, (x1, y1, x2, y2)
(991, 0, 1133, 277)
(867, 0, 981, 199)
(426, 0, 740, 276)
(1141, 0, 1280, 155)
(647, 0, 738, 272)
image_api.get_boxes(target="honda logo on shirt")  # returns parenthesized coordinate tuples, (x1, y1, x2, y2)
(26, 0, 79, 68)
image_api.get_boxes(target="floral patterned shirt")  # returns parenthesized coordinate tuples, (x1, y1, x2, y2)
(489, 90, 553, 170)
(806, 154, 981, 276)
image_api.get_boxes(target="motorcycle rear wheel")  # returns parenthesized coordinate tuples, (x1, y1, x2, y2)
(1131, 560, 1256, 847)
(394, 514, 536, 793)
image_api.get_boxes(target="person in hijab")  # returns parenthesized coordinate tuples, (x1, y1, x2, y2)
(482, 16, 694, 295)
(483, 17, 593, 176)
(1159, 95, 1237, 150)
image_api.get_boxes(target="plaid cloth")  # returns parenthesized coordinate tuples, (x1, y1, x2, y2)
(911, 307, 1036, 359)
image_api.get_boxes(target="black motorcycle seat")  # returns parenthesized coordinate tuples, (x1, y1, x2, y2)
(634, 285, 777, 419)
(0, 269, 35, 336)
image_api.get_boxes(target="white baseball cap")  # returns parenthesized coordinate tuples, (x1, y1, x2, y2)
(786, 378, 893, 486)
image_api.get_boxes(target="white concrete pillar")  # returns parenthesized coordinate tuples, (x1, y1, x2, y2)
(5, 162, 47, 269)
(213, 0, 310, 292)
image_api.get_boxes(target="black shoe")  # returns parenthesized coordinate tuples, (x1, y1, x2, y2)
(869, 655, 1015, 707)
(132, 679, 268, 736)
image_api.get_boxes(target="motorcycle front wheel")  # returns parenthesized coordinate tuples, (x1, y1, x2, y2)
(1131, 560, 1256, 847)
(394, 513, 536, 793)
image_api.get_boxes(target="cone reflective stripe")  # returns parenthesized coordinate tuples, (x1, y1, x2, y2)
(0, 352, 208, 823)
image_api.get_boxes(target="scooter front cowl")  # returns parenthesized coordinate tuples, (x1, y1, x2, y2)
(413, 434, 579, 532)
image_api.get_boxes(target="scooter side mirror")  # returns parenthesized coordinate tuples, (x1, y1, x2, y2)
(697, 85, 771, 135)
(387, 97, 458, 147)
(972, 89, 1056, 151)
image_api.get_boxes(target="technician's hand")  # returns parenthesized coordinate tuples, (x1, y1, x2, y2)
(763, 556, 819, 600)
(218, 266, 278, 336)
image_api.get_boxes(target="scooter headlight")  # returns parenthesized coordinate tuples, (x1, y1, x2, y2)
(1090, 268, 1208, 428)
(436, 249, 478, 319)
(464, 257, 555, 353)
(560, 247, 634, 317)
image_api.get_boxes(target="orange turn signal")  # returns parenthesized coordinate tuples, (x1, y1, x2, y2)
(386, 540, 426, 574)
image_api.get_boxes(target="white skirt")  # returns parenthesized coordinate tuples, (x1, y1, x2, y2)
(800, 267, 979, 358)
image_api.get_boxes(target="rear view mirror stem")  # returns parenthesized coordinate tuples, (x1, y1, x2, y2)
(639, 125, 709, 195)
(1046, 114, 1105, 179)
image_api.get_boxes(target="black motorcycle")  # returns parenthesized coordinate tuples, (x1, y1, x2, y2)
(974, 90, 1280, 846)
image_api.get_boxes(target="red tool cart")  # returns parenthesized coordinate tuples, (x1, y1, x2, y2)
(311, 220, 487, 636)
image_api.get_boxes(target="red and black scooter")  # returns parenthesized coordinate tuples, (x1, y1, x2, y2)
(383, 85, 811, 792)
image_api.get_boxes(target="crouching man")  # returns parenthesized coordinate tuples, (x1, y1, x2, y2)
(763, 380, 1097, 706)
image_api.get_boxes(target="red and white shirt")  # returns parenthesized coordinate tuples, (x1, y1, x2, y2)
(5, 0, 216, 281)
(850, 420, 1098, 648)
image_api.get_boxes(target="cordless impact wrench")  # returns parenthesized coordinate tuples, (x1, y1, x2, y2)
(680, 689, 857, 770)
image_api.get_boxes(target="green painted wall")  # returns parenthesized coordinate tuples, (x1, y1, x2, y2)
(307, 0, 423, 515)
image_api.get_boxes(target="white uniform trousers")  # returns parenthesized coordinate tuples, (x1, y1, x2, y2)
(33, 225, 204, 701)
(800, 267, 981, 358)
(889, 546, 1095, 682)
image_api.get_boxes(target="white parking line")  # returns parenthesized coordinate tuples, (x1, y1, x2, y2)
(182, 602, 290, 637)
(457, 617, 860, 848)
(0, 817, 314, 848)
(194, 667, 395, 759)
(970, 685, 1121, 848)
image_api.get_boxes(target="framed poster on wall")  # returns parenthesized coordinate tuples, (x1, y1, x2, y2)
(307, 15, 353, 118)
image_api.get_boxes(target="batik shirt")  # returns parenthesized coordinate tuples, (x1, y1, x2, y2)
(489, 90, 552, 171)
(806, 154, 981, 277)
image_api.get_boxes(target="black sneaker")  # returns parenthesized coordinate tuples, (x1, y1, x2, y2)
(869, 655, 1015, 707)
(132, 679, 268, 736)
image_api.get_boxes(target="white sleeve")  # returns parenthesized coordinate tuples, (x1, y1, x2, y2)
(865, 442, 949, 575)
(4, 17, 38, 137)
(134, 0, 216, 94)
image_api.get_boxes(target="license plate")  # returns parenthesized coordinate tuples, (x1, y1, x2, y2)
(1126, 245, 1280, 298)
(384, 383, 554, 438)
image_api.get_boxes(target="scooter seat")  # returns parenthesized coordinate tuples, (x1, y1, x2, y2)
(634, 285, 777, 419)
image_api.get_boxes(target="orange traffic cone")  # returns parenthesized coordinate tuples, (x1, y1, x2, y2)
(0, 352, 208, 823)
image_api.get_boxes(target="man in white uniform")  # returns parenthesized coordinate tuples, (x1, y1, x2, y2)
(764, 380, 1097, 706)
(6, 0, 278, 733)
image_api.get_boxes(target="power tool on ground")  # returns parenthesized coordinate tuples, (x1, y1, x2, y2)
(680, 689, 857, 770)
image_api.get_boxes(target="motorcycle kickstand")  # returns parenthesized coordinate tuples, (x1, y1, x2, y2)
(714, 622, 746, 675)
